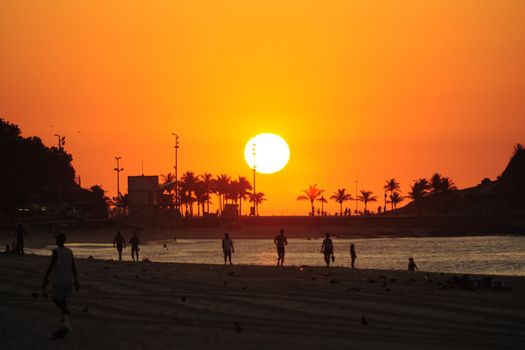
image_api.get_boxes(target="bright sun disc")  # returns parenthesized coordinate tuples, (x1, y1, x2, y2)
(244, 133, 290, 174)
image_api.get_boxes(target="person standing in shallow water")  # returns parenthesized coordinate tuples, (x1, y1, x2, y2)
(321, 233, 334, 267)
(408, 257, 418, 271)
(15, 224, 26, 254)
(274, 229, 288, 266)
(350, 243, 357, 269)
(113, 231, 126, 261)
(130, 231, 140, 261)
(222, 233, 234, 265)
(42, 234, 79, 331)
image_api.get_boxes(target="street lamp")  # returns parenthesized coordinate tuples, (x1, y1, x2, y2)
(54, 134, 65, 150)
(54, 134, 66, 202)
(171, 133, 180, 211)
(114, 157, 124, 200)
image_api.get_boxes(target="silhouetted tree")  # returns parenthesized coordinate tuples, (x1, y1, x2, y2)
(249, 192, 266, 216)
(236, 176, 252, 216)
(384, 178, 400, 211)
(357, 190, 377, 214)
(316, 195, 328, 215)
(297, 185, 324, 216)
(389, 192, 404, 210)
(214, 174, 231, 213)
(408, 178, 431, 202)
(202, 172, 214, 214)
(330, 188, 353, 215)
(181, 171, 199, 216)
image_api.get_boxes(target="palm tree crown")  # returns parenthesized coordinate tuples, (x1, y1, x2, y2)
(357, 189, 377, 213)
(297, 184, 324, 216)
(330, 188, 353, 215)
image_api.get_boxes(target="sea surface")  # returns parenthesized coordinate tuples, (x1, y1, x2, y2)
(27, 235, 525, 276)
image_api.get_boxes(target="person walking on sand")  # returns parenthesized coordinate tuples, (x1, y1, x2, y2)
(113, 231, 126, 261)
(130, 231, 140, 261)
(408, 257, 418, 271)
(321, 233, 334, 267)
(222, 233, 235, 265)
(41, 233, 79, 334)
(15, 224, 26, 254)
(274, 229, 288, 266)
(350, 243, 357, 269)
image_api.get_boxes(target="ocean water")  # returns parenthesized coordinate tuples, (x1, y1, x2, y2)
(27, 235, 525, 276)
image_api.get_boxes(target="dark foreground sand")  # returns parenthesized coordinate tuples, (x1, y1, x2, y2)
(1, 255, 524, 349)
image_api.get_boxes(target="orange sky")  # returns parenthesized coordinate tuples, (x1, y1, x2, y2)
(1, 1, 524, 215)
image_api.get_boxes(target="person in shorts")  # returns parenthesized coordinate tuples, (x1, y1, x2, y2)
(321, 233, 334, 267)
(222, 233, 235, 265)
(130, 231, 140, 261)
(113, 231, 126, 261)
(274, 229, 288, 267)
(42, 234, 79, 328)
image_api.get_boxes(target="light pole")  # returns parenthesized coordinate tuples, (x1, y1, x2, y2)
(384, 191, 387, 214)
(54, 134, 66, 202)
(114, 157, 124, 200)
(252, 142, 257, 216)
(171, 133, 179, 211)
(54, 134, 65, 150)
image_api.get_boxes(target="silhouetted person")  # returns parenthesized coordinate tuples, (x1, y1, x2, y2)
(130, 231, 140, 261)
(350, 243, 357, 268)
(408, 257, 418, 271)
(113, 231, 126, 261)
(321, 233, 334, 267)
(274, 229, 288, 266)
(42, 234, 79, 331)
(15, 224, 25, 254)
(222, 233, 234, 265)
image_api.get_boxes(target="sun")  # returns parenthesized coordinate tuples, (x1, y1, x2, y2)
(244, 133, 290, 174)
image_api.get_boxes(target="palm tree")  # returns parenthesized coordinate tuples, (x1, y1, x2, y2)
(297, 184, 324, 216)
(249, 192, 266, 216)
(214, 174, 231, 213)
(408, 178, 431, 202)
(389, 192, 404, 210)
(429, 173, 443, 196)
(316, 195, 328, 215)
(181, 171, 200, 216)
(330, 188, 353, 215)
(201, 172, 214, 215)
(384, 178, 400, 211)
(193, 180, 209, 216)
(160, 172, 176, 208)
(357, 190, 377, 214)
(236, 176, 252, 216)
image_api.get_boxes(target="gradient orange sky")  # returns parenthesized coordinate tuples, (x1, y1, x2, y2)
(1, 1, 524, 215)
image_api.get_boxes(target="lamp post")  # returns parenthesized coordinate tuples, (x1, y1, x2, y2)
(171, 133, 179, 211)
(252, 142, 257, 216)
(114, 157, 124, 200)
(54, 134, 66, 202)
(384, 191, 387, 214)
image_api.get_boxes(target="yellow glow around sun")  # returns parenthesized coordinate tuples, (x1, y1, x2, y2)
(244, 133, 290, 174)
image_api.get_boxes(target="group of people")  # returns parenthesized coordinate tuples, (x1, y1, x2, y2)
(219, 229, 360, 268)
(112, 231, 141, 261)
(35, 228, 419, 337)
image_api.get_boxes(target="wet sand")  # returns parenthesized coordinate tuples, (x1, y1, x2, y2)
(1, 255, 524, 349)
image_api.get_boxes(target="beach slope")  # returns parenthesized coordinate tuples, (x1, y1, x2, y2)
(1, 255, 524, 349)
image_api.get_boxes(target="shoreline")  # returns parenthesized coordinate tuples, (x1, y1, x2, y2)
(1, 254, 524, 349)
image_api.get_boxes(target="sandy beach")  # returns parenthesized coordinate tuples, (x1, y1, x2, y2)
(1, 254, 524, 349)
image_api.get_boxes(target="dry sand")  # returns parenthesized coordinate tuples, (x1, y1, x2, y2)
(1, 254, 525, 349)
